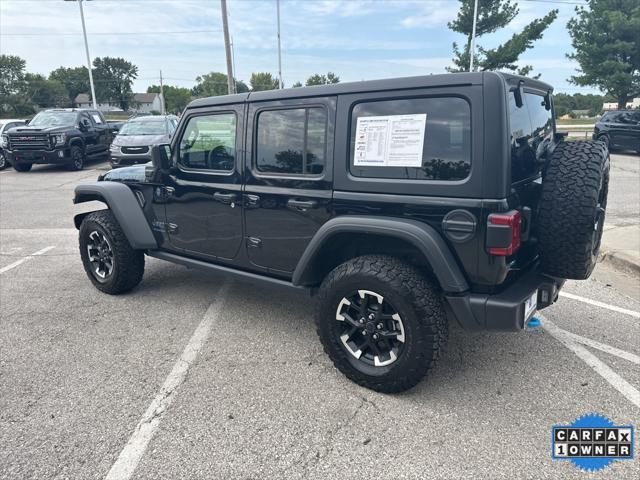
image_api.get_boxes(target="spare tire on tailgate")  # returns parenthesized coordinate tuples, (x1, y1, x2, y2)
(537, 140, 609, 279)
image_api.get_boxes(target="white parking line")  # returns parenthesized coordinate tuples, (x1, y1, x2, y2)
(559, 291, 640, 319)
(542, 316, 640, 409)
(561, 330, 640, 365)
(0, 246, 56, 274)
(105, 281, 232, 480)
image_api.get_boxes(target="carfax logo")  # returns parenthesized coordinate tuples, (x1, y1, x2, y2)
(552, 414, 634, 472)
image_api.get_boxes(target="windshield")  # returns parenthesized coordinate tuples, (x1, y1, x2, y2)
(29, 111, 78, 127)
(119, 120, 167, 136)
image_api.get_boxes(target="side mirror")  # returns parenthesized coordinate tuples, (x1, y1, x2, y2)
(151, 143, 172, 171)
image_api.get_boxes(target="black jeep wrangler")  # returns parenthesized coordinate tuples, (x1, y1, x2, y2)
(73, 73, 609, 392)
(4, 108, 112, 172)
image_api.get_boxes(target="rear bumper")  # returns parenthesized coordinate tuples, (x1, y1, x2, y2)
(444, 268, 564, 331)
(7, 148, 70, 165)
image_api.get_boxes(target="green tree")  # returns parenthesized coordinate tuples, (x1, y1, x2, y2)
(24, 73, 68, 108)
(191, 72, 247, 97)
(0, 55, 29, 115)
(291, 81, 303, 88)
(448, 0, 558, 76)
(305, 72, 340, 86)
(92, 57, 138, 110)
(147, 84, 192, 113)
(567, 0, 640, 109)
(250, 72, 279, 91)
(49, 66, 90, 105)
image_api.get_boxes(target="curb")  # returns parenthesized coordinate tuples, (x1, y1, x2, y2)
(599, 251, 640, 277)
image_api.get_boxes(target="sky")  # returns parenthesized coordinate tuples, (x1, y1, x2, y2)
(0, 0, 599, 95)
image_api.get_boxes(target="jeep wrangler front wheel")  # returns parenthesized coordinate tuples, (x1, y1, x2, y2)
(79, 210, 144, 294)
(315, 255, 447, 393)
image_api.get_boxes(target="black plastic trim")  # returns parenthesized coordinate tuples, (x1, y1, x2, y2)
(73, 181, 158, 249)
(292, 215, 469, 292)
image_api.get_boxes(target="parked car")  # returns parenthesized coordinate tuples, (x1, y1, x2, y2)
(109, 115, 178, 168)
(593, 109, 640, 153)
(74, 72, 609, 392)
(2, 109, 113, 172)
(0, 118, 27, 169)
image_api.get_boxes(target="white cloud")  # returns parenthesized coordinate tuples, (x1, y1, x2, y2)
(399, 1, 456, 29)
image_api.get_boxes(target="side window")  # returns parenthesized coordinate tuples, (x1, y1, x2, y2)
(508, 92, 553, 182)
(178, 113, 236, 171)
(256, 107, 327, 175)
(349, 97, 471, 181)
(80, 113, 92, 126)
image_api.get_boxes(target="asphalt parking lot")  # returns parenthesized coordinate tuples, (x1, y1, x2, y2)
(1, 154, 638, 479)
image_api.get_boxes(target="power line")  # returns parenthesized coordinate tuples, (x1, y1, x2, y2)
(0, 29, 219, 36)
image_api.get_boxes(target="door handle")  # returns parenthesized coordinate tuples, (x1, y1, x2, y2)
(213, 192, 237, 205)
(287, 199, 318, 211)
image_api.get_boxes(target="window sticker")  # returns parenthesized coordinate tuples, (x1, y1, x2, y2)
(91, 114, 103, 124)
(354, 113, 426, 167)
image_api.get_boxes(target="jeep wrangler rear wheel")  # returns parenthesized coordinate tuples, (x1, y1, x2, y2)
(79, 210, 144, 294)
(315, 255, 447, 393)
(538, 140, 609, 279)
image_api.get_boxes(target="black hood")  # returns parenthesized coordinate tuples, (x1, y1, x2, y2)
(8, 125, 74, 135)
(99, 163, 149, 183)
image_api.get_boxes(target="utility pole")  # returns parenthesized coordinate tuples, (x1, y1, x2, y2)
(220, 0, 235, 95)
(77, 0, 97, 108)
(276, 0, 283, 89)
(469, 0, 479, 72)
(159, 70, 166, 115)
(231, 36, 237, 93)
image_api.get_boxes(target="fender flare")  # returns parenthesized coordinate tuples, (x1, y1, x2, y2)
(292, 216, 469, 293)
(73, 181, 157, 249)
(69, 137, 85, 150)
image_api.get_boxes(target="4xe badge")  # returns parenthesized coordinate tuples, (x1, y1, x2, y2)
(552, 414, 634, 472)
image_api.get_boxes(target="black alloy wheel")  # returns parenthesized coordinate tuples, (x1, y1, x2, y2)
(86, 230, 115, 282)
(335, 289, 405, 367)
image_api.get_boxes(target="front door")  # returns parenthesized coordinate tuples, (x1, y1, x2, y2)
(163, 106, 244, 260)
(244, 97, 335, 274)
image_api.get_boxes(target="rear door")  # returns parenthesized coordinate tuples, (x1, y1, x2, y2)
(163, 106, 244, 260)
(244, 97, 335, 274)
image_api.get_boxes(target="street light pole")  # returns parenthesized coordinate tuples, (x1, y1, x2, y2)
(220, 0, 235, 95)
(276, 0, 283, 89)
(469, 0, 479, 72)
(77, 0, 97, 109)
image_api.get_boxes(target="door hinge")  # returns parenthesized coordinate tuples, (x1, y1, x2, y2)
(247, 237, 262, 248)
(155, 186, 175, 202)
(151, 221, 178, 234)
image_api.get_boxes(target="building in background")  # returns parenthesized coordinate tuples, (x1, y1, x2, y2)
(603, 97, 640, 111)
(74, 92, 162, 114)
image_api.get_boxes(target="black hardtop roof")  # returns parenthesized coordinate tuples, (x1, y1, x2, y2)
(186, 71, 553, 110)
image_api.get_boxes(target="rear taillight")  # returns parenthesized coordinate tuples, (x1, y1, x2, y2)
(487, 210, 522, 256)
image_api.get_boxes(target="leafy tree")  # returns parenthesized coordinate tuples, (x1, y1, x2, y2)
(49, 66, 90, 105)
(553, 92, 613, 117)
(305, 72, 340, 86)
(92, 57, 138, 110)
(291, 81, 303, 88)
(0, 55, 29, 115)
(250, 72, 279, 91)
(567, 0, 640, 109)
(191, 72, 247, 97)
(147, 84, 192, 113)
(448, 0, 558, 76)
(24, 73, 68, 108)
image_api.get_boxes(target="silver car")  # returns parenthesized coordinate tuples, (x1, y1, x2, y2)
(109, 115, 178, 167)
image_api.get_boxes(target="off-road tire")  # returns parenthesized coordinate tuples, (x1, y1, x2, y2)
(79, 210, 144, 294)
(13, 162, 32, 172)
(0, 151, 8, 170)
(315, 255, 447, 393)
(538, 141, 609, 279)
(68, 145, 85, 171)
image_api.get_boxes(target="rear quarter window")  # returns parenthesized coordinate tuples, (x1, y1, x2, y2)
(349, 97, 471, 181)
(508, 92, 554, 183)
